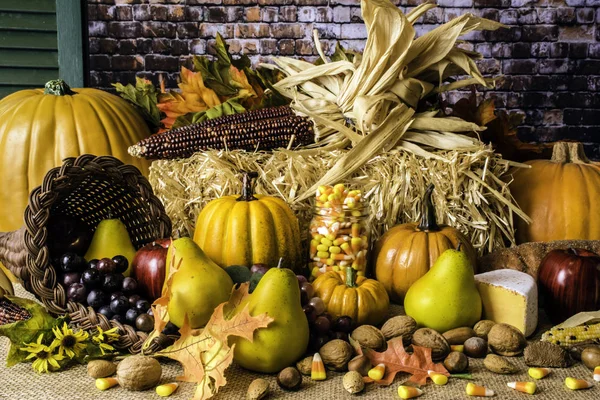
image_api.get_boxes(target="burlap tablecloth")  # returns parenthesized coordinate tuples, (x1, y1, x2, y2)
(0, 285, 599, 399)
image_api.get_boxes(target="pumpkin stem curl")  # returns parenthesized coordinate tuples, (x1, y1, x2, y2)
(417, 184, 440, 232)
(345, 266, 357, 288)
(44, 80, 76, 96)
(551, 142, 590, 164)
(236, 171, 259, 202)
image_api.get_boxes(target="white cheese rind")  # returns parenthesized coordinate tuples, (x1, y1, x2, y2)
(475, 269, 538, 337)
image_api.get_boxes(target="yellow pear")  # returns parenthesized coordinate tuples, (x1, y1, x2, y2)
(167, 238, 233, 329)
(230, 263, 309, 373)
(84, 219, 136, 276)
(404, 247, 482, 333)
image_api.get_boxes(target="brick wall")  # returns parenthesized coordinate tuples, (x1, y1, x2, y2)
(87, 0, 600, 157)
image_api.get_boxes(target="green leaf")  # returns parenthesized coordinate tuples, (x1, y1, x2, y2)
(6, 343, 28, 367)
(173, 98, 246, 128)
(0, 297, 58, 346)
(113, 77, 163, 133)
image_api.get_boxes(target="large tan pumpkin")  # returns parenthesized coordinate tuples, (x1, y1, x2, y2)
(373, 185, 476, 303)
(0, 80, 151, 231)
(193, 172, 302, 271)
(510, 142, 600, 244)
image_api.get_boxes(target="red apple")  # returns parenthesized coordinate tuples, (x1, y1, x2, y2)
(131, 239, 171, 301)
(538, 248, 600, 324)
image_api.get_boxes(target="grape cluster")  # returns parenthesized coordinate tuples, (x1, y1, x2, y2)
(55, 253, 155, 333)
(298, 275, 353, 351)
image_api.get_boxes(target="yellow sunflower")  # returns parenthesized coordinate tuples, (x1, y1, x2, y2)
(51, 322, 88, 359)
(20, 334, 64, 373)
(92, 326, 120, 355)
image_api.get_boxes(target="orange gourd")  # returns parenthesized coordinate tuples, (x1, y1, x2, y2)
(373, 185, 476, 303)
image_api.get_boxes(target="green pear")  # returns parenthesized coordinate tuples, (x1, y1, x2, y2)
(167, 238, 233, 329)
(230, 263, 309, 373)
(404, 247, 482, 333)
(85, 219, 137, 276)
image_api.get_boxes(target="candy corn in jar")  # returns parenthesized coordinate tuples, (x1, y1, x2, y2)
(309, 184, 369, 280)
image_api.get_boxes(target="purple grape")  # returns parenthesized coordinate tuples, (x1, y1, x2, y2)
(67, 283, 87, 303)
(112, 255, 129, 274)
(97, 258, 116, 274)
(122, 277, 138, 294)
(333, 316, 353, 333)
(111, 314, 124, 323)
(135, 314, 154, 332)
(81, 268, 101, 288)
(63, 272, 81, 287)
(333, 331, 349, 342)
(300, 289, 309, 306)
(125, 308, 139, 325)
(128, 294, 141, 308)
(88, 259, 99, 270)
(308, 297, 325, 315)
(103, 273, 124, 293)
(87, 289, 107, 309)
(110, 291, 124, 301)
(135, 299, 150, 313)
(314, 334, 330, 350)
(303, 304, 318, 324)
(162, 322, 178, 335)
(146, 307, 154, 317)
(314, 315, 331, 334)
(110, 296, 129, 314)
(296, 275, 308, 286)
(301, 282, 314, 298)
(60, 253, 82, 273)
(98, 305, 114, 319)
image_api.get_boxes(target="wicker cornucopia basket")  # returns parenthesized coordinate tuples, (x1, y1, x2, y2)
(0, 155, 173, 353)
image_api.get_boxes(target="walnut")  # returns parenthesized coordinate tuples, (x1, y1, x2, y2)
(381, 316, 417, 342)
(116, 355, 162, 391)
(319, 339, 355, 371)
(351, 325, 386, 351)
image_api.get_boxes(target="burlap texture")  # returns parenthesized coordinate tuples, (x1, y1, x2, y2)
(0, 285, 598, 399)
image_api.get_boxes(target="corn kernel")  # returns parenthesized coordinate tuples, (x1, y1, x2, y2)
(318, 185, 328, 195)
(565, 377, 593, 390)
(351, 210, 362, 217)
(156, 383, 179, 397)
(313, 234, 324, 242)
(450, 345, 464, 353)
(340, 243, 353, 255)
(311, 267, 321, 277)
(96, 378, 119, 391)
(332, 265, 340, 271)
(321, 238, 333, 246)
(528, 367, 551, 380)
(317, 244, 329, 252)
(368, 363, 385, 381)
(334, 183, 345, 193)
(427, 370, 448, 385)
(333, 238, 346, 246)
(326, 233, 337, 242)
(397, 386, 423, 399)
(318, 193, 329, 203)
(507, 382, 536, 395)
(466, 383, 494, 397)
(329, 246, 342, 254)
(326, 258, 335, 266)
(351, 237, 362, 252)
(311, 353, 326, 381)
(317, 251, 329, 259)
(351, 223, 361, 237)
(593, 366, 600, 382)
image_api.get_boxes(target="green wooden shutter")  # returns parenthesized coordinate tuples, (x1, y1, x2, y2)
(0, 0, 84, 99)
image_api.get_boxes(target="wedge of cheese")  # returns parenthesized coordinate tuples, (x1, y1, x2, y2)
(475, 270, 538, 337)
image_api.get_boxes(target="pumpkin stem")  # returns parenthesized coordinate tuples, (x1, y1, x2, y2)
(236, 171, 259, 202)
(43, 80, 75, 96)
(345, 266, 357, 288)
(551, 142, 590, 164)
(417, 184, 440, 232)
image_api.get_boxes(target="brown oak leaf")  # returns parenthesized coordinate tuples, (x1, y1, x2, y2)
(157, 283, 273, 400)
(359, 337, 449, 386)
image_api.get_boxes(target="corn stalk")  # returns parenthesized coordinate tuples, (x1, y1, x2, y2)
(262, 0, 506, 200)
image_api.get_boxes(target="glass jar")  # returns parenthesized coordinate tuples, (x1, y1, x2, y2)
(308, 186, 369, 280)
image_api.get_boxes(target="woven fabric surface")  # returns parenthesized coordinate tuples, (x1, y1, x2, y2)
(0, 285, 599, 400)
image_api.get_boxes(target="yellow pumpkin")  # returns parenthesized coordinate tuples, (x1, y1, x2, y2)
(509, 142, 600, 243)
(193, 172, 302, 271)
(373, 185, 476, 303)
(313, 268, 389, 326)
(0, 80, 151, 232)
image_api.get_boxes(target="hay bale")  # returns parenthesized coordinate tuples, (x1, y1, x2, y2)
(148, 145, 527, 257)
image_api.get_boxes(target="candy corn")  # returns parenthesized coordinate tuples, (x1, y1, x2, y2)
(368, 363, 385, 381)
(311, 353, 326, 381)
(450, 345, 464, 353)
(528, 367, 551, 380)
(594, 366, 600, 382)
(397, 386, 423, 399)
(156, 383, 179, 397)
(95, 377, 119, 391)
(565, 377, 593, 390)
(507, 381, 536, 395)
(466, 382, 494, 397)
(428, 370, 448, 385)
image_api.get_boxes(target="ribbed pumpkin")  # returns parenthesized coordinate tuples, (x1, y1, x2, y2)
(312, 268, 389, 326)
(0, 80, 151, 232)
(510, 142, 600, 243)
(193, 172, 302, 271)
(373, 185, 476, 303)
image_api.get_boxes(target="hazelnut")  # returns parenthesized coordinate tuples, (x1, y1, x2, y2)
(247, 378, 269, 400)
(464, 337, 488, 358)
(473, 320, 496, 340)
(296, 355, 313, 376)
(343, 371, 365, 394)
(87, 360, 116, 379)
(443, 351, 468, 373)
(348, 354, 371, 376)
(582, 346, 600, 369)
(277, 367, 302, 391)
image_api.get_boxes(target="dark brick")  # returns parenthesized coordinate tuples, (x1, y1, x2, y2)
(573, 60, 600, 74)
(186, 6, 203, 21)
(278, 38, 295, 55)
(236, 24, 270, 38)
(503, 59, 537, 74)
(569, 76, 590, 91)
(168, 6, 186, 22)
(152, 38, 171, 54)
(141, 22, 176, 38)
(550, 42, 569, 58)
(98, 38, 118, 54)
(473, 0, 511, 6)
(118, 39, 137, 55)
(483, 26, 521, 42)
(576, 8, 595, 23)
(136, 38, 152, 54)
(207, 7, 227, 22)
(145, 55, 180, 71)
(539, 59, 571, 74)
(108, 22, 142, 38)
(270, 23, 307, 38)
(569, 43, 588, 58)
(114, 6, 132, 21)
(150, 5, 168, 21)
(521, 25, 558, 42)
(279, 6, 297, 22)
(556, 7, 576, 24)
(172, 40, 190, 55)
(90, 54, 110, 70)
(89, 38, 100, 54)
(111, 55, 143, 71)
(132, 5, 151, 21)
(260, 38, 278, 54)
(177, 23, 200, 38)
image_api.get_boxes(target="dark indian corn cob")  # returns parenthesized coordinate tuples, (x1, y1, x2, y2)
(128, 106, 315, 160)
(0, 298, 31, 325)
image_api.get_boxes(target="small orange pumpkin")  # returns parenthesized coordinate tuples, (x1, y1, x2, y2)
(373, 185, 476, 303)
(312, 268, 389, 326)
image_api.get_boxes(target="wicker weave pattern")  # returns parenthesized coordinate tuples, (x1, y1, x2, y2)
(0, 155, 172, 353)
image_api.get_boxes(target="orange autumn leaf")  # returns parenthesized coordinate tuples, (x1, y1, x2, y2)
(360, 337, 449, 386)
(157, 67, 221, 129)
(157, 283, 273, 400)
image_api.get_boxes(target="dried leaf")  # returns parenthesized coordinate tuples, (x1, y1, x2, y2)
(360, 337, 449, 386)
(113, 77, 163, 133)
(157, 283, 273, 400)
